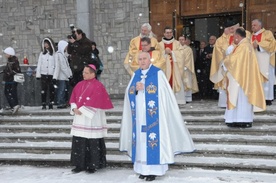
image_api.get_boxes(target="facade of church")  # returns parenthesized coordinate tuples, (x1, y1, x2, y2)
(0, 0, 274, 105)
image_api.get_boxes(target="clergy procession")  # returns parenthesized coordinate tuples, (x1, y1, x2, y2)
(119, 19, 276, 181)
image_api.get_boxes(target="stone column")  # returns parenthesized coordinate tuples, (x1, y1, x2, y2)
(76, 0, 93, 39)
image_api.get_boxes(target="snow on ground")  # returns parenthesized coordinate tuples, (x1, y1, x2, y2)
(1, 101, 275, 182)
(0, 165, 275, 183)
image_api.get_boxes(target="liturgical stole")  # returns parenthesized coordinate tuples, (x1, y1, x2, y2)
(164, 43, 174, 87)
(128, 66, 161, 165)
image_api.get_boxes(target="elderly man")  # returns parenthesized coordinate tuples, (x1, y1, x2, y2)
(222, 28, 266, 128)
(120, 51, 195, 181)
(251, 19, 276, 106)
(124, 23, 159, 76)
(178, 35, 199, 102)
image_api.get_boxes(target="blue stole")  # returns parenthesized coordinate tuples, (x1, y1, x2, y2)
(128, 65, 160, 165)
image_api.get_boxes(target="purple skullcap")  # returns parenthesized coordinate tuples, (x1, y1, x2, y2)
(88, 64, 96, 71)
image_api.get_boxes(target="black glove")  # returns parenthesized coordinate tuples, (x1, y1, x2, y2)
(36, 78, 40, 80)
(52, 79, 57, 85)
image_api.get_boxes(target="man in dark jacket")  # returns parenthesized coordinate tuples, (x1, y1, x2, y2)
(202, 35, 217, 99)
(67, 29, 99, 87)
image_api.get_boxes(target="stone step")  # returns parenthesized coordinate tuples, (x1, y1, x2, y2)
(1, 132, 276, 146)
(1, 100, 276, 174)
(2, 104, 276, 117)
(0, 142, 275, 159)
(0, 153, 275, 173)
(1, 124, 276, 136)
(1, 114, 276, 126)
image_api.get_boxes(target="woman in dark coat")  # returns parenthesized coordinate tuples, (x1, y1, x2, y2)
(3, 47, 21, 114)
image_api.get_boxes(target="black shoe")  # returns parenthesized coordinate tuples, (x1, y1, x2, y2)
(266, 100, 272, 106)
(49, 104, 53, 109)
(239, 123, 252, 128)
(226, 123, 235, 127)
(146, 175, 156, 181)
(42, 105, 46, 110)
(139, 174, 146, 179)
(71, 167, 84, 173)
(86, 168, 96, 173)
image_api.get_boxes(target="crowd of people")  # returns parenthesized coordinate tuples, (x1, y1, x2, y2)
(1, 28, 103, 113)
(1, 18, 276, 182)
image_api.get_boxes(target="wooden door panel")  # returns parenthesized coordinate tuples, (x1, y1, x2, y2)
(149, 0, 276, 40)
(150, 0, 179, 41)
(247, 0, 276, 32)
(181, 0, 244, 16)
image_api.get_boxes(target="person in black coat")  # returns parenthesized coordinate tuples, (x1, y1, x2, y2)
(195, 41, 206, 99)
(201, 35, 217, 99)
(91, 42, 104, 80)
(67, 29, 99, 87)
(2, 47, 21, 114)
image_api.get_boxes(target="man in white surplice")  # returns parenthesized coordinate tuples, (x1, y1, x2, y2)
(119, 51, 195, 181)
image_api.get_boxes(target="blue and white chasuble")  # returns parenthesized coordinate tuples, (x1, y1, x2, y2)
(119, 65, 196, 172)
(128, 65, 160, 165)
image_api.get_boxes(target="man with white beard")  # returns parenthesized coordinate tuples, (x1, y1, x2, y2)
(124, 23, 159, 76)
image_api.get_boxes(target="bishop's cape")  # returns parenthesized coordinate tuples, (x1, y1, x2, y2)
(119, 65, 195, 165)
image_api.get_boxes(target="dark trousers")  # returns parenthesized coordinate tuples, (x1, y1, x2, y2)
(56, 80, 69, 106)
(40, 75, 55, 105)
(4, 82, 18, 108)
(70, 71, 83, 88)
(71, 136, 107, 170)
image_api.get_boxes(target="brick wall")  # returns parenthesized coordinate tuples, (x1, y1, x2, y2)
(90, 0, 149, 97)
(0, 0, 149, 106)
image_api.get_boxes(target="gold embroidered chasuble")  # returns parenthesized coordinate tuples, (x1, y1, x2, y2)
(179, 44, 199, 93)
(251, 28, 275, 80)
(124, 36, 160, 75)
(210, 30, 251, 89)
(159, 39, 183, 93)
(223, 38, 266, 112)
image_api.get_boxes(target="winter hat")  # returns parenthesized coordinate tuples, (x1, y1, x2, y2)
(4, 47, 15, 56)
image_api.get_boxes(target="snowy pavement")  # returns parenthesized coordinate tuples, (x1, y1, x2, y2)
(0, 165, 275, 183)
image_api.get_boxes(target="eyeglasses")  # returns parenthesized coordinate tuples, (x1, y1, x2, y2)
(141, 44, 149, 46)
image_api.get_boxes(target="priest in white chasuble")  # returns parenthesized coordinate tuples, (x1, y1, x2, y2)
(159, 26, 186, 104)
(124, 23, 160, 76)
(251, 19, 276, 106)
(178, 35, 199, 102)
(222, 28, 266, 128)
(119, 51, 195, 181)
